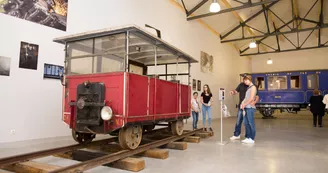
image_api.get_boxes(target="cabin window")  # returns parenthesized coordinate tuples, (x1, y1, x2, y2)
(67, 39, 93, 57)
(307, 74, 319, 89)
(290, 76, 301, 89)
(67, 34, 126, 75)
(255, 77, 265, 90)
(129, 64, 144, 75)
(268, 76, 287, 90)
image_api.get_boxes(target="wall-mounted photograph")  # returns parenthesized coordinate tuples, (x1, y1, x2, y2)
(19, 42, 39, 70)
(200, 51, 213, 74)
(192, 79, 196, 90)
(0, 56, 11, 76)
(44, 63, 64, 79)
(0, 0, 68, 31)
(197, 80, 201, 91)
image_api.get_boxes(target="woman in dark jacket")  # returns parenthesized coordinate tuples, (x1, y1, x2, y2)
(309, 89, 325, 127)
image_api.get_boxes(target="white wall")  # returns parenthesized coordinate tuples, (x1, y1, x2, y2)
(0, 14, 68, 143)
(0, 0, 250, 143)
(251, 48, 328, 73)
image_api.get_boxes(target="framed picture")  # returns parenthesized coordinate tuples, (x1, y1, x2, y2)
(197, 80, 201, 91)
(0, 0, 68, 31)
(44, 63, 64, 79)
(200, 51, 213, 74)
(19, 42, 39, 70)
(0, 56, 11, 76)
(192, 79, 196, 90)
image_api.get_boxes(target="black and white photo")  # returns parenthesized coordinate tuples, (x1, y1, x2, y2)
(193, 79, 196, 91)
(19, 41, 39, 70)
(0, 56, 11, 76)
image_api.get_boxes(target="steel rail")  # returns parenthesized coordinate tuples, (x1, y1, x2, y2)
(0, 138, 117, 167)
(49, 129, 202, 173)
(0, 127, 169, 167)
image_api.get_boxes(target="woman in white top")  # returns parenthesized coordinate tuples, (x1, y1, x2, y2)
(323, 94, 328, 112)
(191, 92, 200, 130)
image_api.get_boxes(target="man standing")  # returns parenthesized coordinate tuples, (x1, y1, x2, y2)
(229, 74, 259, 140)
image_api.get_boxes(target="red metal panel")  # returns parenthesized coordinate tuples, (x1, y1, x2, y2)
(155, 79, 178, 115)
(149, 78, 155, 116)
(181, 85, 190, 115)
(126, 73, 149, 118)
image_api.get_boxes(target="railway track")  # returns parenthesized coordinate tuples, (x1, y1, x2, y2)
(0, 128, 213, 173)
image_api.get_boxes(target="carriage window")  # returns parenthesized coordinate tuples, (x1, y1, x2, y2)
(255, 77, 265, 90)
(268, 76, 287, 90)
(290, 76, 301, 89)
(307, 74, 319, 89)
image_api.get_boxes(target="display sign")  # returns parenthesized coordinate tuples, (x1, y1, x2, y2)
(44, 63, 64, 79)
(219, 88, 225, 101)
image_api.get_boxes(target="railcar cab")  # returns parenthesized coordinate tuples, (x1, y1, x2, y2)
(241, 70, 328, 118)
(54, 25, 198, 149)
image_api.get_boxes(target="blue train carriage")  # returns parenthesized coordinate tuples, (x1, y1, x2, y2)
(241, 69, 328, 118)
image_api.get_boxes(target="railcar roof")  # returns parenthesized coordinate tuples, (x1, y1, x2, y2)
(53, 24, 198, 64)
(241, 69, 328, 75)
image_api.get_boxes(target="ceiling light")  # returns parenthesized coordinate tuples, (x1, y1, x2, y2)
(210, 0, 221, 13)
(267, 58, 273, 65)
(249, 40, 257, 48)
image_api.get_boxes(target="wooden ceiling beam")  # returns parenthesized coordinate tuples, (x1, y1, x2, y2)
(220, 0, 268, 52)
(168, 0, 248, 56)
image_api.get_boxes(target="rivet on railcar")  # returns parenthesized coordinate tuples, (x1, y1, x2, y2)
(53, 25, 198, 149)
(241, 70, 328, 118)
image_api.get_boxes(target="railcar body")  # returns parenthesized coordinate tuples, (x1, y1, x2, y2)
(53, 25, 198, 149)
(243, 69, 328, 117)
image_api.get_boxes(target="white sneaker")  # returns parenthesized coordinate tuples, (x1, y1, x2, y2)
(241, 138, 249, 143)
(230, 135, 240, 140)
(242, 138, 255, 144)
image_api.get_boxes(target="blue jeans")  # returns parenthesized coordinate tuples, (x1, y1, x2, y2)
(244, 108, 256, 140)
(192, 111, 199, 129)
(233, 109, 244, 137)
(202, 104, 212, 127)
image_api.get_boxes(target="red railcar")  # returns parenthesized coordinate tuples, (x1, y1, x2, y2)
(54, 25, 198, 149)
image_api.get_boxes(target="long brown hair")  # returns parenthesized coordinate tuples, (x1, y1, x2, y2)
(203, 84, 212, 95)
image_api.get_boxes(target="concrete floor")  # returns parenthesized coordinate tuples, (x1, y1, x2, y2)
(1, 111, 328, 173)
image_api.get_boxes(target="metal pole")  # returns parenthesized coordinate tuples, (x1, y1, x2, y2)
(220, 100, 223, 144)
(92, 38, 95, 73)
(188, 62, 191, 85)
(126, 31, 129, 72)
(154, 47, 157, 76)
(154, 46, 157, 122)
(176, 57, 179, 81)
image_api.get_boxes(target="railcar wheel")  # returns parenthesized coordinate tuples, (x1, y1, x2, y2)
(119, 125, 143, 150)
(72, 130, 95, 144)
(171, 120, 184, 136)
